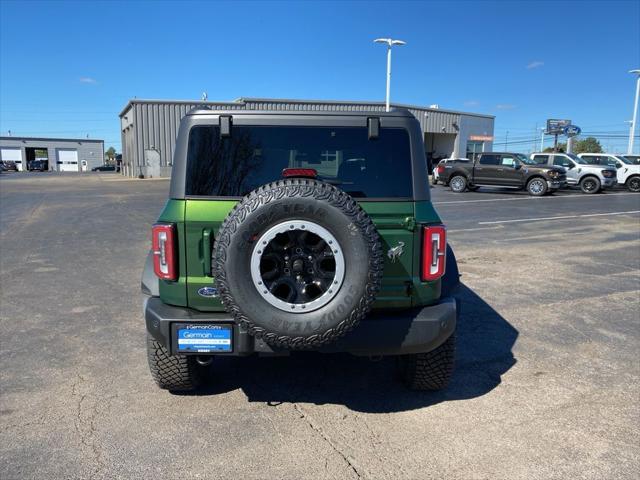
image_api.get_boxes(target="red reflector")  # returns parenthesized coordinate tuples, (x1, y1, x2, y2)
(282, 168, 317, 178)
(152, 223, 177, 281)
(421, 225, 446, 282)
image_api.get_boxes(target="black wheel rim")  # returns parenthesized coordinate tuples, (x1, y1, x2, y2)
(251, 221, 344, 312)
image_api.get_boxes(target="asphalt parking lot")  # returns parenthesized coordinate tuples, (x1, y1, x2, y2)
(1, 173, 639, 480)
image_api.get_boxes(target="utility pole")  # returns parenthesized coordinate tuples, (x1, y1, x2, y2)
(505, 131, 509, 149)
(628, 69, 640, 154)
(374, 38, 406, 112)
(540, 128, 545, 151)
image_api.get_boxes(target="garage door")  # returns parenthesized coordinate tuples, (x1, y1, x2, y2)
(57, 149, 79, 172)
(1, 147, 24, 171)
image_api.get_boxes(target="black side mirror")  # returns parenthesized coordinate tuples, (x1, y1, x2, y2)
(514, 163, 522, 170)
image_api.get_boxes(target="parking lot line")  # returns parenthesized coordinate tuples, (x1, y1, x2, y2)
(478, 210, 640, 225)
(434, 192, 635, 205)
(448, 226, 503, 233)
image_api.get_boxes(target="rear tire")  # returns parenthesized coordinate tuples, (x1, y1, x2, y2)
(580, 176, 601, 194)
(398, 333, 456, 391)
(626, 175, 640, 192)
(449, 175, 467, 193)
(431, 176, 439, 186)
(147, 334, 205, 391)
(526, 177, 548, 196)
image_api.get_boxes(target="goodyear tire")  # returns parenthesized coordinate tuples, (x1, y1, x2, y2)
(146, 334, 205, 391)
(213, 178, 384, 349)
(398, 332, 456, 391)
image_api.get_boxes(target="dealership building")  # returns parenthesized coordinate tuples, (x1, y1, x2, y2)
(0, 136, 104, 172)
(119, 97, 494, 178)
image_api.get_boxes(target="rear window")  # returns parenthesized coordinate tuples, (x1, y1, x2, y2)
(185, 125, 413, 198)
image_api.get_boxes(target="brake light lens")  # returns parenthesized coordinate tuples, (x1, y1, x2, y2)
(152, 223, 177, 281)
(422, 225, 446, 282)
(282, 168, 317, 178)
(437, 164, 445, 174)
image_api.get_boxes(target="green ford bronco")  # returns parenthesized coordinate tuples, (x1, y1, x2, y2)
(142, 108, 459, 392)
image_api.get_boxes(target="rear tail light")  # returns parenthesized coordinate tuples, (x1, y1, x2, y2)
(152, 223, 177, 281)
(421, 225, 446, 282)
(437, 164, 445, 174)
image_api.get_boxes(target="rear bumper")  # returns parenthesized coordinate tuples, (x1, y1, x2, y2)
(601, 178, 616, 188)
(144, 296, 457, 357)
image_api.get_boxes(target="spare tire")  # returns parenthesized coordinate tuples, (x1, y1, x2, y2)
(213, 178, 384, 348)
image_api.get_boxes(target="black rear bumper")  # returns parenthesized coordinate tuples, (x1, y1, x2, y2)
(144, 296, 457, 357)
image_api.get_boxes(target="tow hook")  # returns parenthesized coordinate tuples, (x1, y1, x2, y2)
(196, 356, 214, 367)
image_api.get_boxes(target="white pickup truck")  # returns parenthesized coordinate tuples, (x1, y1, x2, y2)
(530, 152, 617, 194)
(578, 153, 640, 192)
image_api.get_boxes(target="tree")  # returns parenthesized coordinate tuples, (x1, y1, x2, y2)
(104, 147, 117, 165)
(572, 137, 602, 154)
(544, 142, 566, 153)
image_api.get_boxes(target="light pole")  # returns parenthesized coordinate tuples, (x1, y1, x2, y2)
(628, 69, 640, 155)
(374, 38, 406, 112)
(539, 128, 545, 151)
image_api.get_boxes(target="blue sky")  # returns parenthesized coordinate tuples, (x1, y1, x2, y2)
(1, 0, 639, 153)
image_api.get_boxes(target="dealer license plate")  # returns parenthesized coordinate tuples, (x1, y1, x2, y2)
(176, 324, 232, 353)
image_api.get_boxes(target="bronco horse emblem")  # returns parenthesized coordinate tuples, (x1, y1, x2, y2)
(387, 241, 405, 263)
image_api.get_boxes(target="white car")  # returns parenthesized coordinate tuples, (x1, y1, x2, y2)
(530, 152, 617, 193)
(432, 158, 469, 185)
(578, 153, 640, 192)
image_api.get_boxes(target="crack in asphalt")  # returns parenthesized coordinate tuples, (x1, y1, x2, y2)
(292, 403, 362, 479)
(71, 373, 118, 480)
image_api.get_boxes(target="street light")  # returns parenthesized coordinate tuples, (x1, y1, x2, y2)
(628, 69, 640, 155)
(374, 38, 406, 112)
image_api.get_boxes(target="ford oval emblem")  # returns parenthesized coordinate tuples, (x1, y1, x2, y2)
(198, 286, 219, 298)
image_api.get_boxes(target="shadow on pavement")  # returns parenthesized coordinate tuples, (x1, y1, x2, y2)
(180, 283, 518, 412)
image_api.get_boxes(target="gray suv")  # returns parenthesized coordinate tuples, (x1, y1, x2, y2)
(530, 153, 617, 194)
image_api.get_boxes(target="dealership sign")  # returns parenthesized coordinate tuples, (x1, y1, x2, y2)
(563, 125, 581, 137)
(469, 135, 494, 141)
(546, 119, 572, 135)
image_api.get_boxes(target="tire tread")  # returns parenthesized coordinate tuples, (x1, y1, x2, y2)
(400, 333, 456, 391)
(146, 334, 202, 391)
(213, 178, 384, 349)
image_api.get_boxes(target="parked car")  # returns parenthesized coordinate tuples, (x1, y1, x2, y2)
(432, 157, 469, 185)
(577, 153, 640, 192)
(530, 152, 617, 194)
(624, 154, 640, 164)
(142, 108, 459, 392)
(438, 152, 565, 196)
(578, 153, 628, 167)
(91, 165, 116, 172)
(29, 160, 47, 171)
(1, 161, 18, 172)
